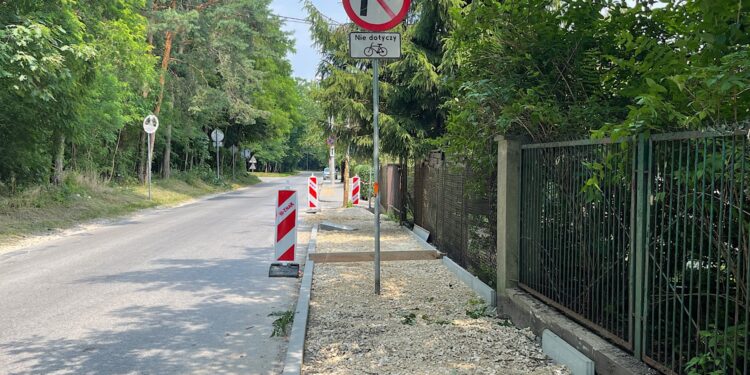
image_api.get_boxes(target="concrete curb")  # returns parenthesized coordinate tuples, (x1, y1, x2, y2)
(281, 224, 318, 375)
(407, 229, 496, 307)
(442, 257, 497, 307)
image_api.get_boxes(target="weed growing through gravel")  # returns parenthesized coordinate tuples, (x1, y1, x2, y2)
(401, 312, 417, 325)
(465, 298, 490, 319)
(269, 310, 294, 337)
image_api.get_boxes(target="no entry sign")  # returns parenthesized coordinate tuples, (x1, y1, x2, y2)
(343, 0, 411, 32)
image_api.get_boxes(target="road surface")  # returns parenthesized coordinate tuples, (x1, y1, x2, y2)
(0, 174, 313, 375)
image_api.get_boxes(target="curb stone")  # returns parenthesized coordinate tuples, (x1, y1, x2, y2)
(281, 224, 318, 375)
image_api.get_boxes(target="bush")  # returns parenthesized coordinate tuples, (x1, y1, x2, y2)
(352, 164, 373, 199)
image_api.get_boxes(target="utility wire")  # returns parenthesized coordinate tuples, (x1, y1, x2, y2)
(272, 5, 344, 26)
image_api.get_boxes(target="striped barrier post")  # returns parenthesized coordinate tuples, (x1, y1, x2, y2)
(308, 176, 319, 211)
(351, 175, 360, 205)
(275, 190, 297, 262)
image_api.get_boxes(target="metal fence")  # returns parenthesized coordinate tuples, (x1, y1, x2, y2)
(412, 151, 497, 286)
(519, 139, 634, 348)
(518, 131, 749, 374)
(641, 131, 749, 374)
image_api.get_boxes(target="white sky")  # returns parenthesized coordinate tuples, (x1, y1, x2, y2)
(270, 0, 348, 80)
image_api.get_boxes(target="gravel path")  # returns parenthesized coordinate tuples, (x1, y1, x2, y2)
(302, 208, 568, 375)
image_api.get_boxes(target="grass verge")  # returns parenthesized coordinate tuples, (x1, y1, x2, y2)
(0, 171, 261, 244)
(251, 171, 299, 178)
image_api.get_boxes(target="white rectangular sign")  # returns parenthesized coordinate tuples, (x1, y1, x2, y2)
(349, 32, 401, 59)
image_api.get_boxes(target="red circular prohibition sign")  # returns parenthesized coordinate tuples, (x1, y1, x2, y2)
(343, 0, 411, 32)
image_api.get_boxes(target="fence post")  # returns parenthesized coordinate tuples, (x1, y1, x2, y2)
(632, 134, 650, 360)
(496, 135, 522, 297)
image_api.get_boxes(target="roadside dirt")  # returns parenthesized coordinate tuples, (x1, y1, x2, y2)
(302, 208, 568, 375)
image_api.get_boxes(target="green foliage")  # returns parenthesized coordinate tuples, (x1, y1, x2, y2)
(352, 164, 373, 199)
(0, 0, 325, 189)
(304, 0, 455, 160)
(269, 310, 295, 337)
(686, 324, 747, 375)
(401, 312, 417, 325)
(465, 298, 490, 319)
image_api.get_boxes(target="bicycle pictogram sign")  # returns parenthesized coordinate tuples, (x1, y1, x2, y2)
(349, 32, 401, 59)
(364, 43, 388, 57)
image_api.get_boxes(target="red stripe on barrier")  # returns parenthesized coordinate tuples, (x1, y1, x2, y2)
(278, 244, 295, 261)
(309, 188, 318, 199)
(276, 210, 296, 242)
(279, 190, 295, 205)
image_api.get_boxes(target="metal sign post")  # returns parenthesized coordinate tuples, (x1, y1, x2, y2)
(211, 129, 225, 179)
(344, 0, 409, 295)
(372, 59, 381, 294)
(142, 115, 159, 200)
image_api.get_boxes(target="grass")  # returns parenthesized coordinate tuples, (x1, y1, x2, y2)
(269, 310, 294, 337)
(251, 171, 298, 178)
(0, 171, 261, 245)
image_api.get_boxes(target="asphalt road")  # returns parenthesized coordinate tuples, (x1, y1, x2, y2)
(0, 174, 313, 375)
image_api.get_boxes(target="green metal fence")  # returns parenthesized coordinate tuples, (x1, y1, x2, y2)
(519, 139, 635, 348)
(519, 130, 749, 374)
(640, 131, 749, 374)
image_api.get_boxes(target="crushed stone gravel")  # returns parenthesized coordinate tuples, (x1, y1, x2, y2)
(302, 208, 569, 375)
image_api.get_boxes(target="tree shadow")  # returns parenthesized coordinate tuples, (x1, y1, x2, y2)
(0, 247, 299, 375)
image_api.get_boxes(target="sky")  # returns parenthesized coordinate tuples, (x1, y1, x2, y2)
(269, 0, 349, 80)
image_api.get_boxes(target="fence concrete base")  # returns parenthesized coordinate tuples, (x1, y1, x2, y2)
(499, 288, 656, 375)
(543, 329, 595, 375)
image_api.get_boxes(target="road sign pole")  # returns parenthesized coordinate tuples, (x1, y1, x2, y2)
(216, 139, 220, 180)
(147, 133, 153, 200)
(142, 114, 159, 201)
(373, 58, 381, 295)
(343, 0, 410, 295)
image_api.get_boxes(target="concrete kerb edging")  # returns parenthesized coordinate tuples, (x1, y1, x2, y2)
(281, 224, 318, 375)
(407, 229, 496, 307)
(499, 288, 657, 375)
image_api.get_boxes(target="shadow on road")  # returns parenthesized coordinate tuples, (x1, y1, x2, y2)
(0, 248, 296, 375)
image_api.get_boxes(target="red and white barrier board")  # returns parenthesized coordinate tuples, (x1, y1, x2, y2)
(275, 190, 297, 262)
(308, 176, 319, 210)
(351, 175, 360, 205)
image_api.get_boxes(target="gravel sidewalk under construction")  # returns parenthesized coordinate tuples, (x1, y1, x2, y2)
(301, 208, 568, 375)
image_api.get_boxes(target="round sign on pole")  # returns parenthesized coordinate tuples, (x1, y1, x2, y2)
(210, 129, 225, 143)
(142, 115, 159, 134)
(343, 0, 411, 32)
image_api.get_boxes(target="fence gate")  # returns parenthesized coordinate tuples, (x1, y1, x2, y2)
(518, 131, 749, 374)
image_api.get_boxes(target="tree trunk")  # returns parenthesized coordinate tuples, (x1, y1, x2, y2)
(52, 130, 65, 185)
(154, 0, 176, 179)
(342, 146, 350, 207)
(107, 128, 123, 183)
(162, 124, 172, 178)
(138, 131, 146, 183)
